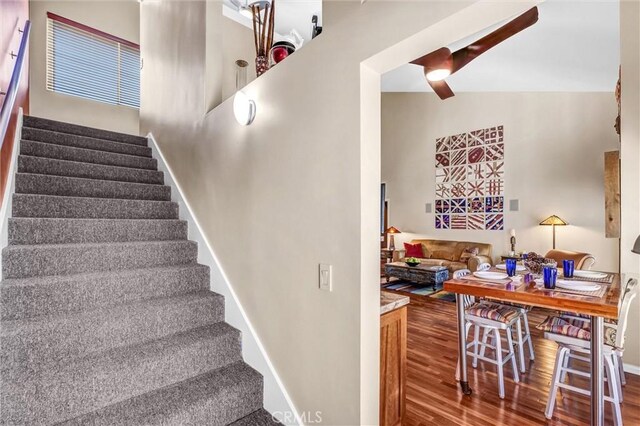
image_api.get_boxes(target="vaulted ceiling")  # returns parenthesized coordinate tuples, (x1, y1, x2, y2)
(382, 0, 620, 93)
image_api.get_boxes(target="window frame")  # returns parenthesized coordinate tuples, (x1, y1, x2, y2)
(46, 12, 140, 109)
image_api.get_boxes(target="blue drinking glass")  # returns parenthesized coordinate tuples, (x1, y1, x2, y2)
(505, 258, 517, 277)
(563, 259, 575, 278)
(543, 266, 558, 289)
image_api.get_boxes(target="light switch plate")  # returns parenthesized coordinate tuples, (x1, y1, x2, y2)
(319, 263, 332, 291)
(509, 199, 519, 212)
(425, 203, 432, 213)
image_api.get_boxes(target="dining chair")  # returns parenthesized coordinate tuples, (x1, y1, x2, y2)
(540, 276, 638, 425)
(476, 263, 491, 271)
(453, 268, 522, 399)
(475, 263, 535, 373)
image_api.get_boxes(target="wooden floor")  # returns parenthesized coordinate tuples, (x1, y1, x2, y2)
(403, 297, 640, 425)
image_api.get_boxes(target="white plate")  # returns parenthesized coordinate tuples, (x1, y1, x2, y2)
(556, 280, 601, 292)
(572, 270, 608, 279)
(473, 271, 509, 280)
(495, 264, 527, 272)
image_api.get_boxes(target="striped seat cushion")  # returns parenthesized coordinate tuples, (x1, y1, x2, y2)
(465, 302, 520, 323)
(537, 316, 617, 347)
(559, 311, 618, 325)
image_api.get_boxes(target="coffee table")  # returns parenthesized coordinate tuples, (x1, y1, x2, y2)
(384, 262, 449, 289)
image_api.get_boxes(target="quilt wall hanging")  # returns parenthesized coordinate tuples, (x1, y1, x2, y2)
(434, 125, 505, 230)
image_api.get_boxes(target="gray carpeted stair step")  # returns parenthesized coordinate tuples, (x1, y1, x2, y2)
(15, 173, 171, 201)
(58, 361, 263, 426)
(2, 117, 268, 424)
(18, 155, 164, 184)
(8, 218, 187, 245)
(13, 194, 179, 219)
(23, 127, 152, 158)
(231, 409, 282, 425)
(23, 116, 148, 146)
(3, 240, 198, 279)
(2, 323, 242, 425)
(0, 264, 209, 320)
(1, 291, 225, 371)
(21, 140, 157, 170)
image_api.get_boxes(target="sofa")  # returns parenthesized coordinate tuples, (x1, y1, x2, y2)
(401, 239, 493, 273)
(544, 249, 595, 270)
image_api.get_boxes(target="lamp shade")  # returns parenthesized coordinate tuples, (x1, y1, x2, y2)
(386, 226, 401, 234)
(539, 215, 568, 226)
(633, 235, 640, 255)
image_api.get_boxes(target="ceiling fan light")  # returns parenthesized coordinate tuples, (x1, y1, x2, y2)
(425, 68, 451, 82)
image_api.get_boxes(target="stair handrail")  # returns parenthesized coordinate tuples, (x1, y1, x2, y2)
(0, 20, 31, 152)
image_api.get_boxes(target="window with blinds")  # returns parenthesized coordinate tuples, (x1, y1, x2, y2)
(46, 13, 140, 109)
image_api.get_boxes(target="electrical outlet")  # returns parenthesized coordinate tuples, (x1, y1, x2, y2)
(319, 263, 332, 291)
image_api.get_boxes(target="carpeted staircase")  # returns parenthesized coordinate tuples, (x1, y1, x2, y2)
(0, 116, 279, 425)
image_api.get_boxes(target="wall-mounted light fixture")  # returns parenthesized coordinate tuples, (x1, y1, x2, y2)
(233, 91, 256, 126)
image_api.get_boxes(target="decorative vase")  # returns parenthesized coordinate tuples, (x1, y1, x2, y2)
(255, 55, 269, 77)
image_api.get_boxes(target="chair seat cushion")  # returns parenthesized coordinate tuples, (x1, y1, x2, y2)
(465, 302, 520, 323)
(559, 311, 618, 325)
(537, 316, 617, 347)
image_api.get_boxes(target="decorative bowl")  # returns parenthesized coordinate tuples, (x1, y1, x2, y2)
(405, 261, 421, 267)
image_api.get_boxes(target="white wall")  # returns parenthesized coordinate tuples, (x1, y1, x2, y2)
(205, 0, 257, 112)
(382, 92, 619, 272)
(140, 1, 506, 423)
(29, 0, 139, 134)
(619, 0, 640, 372)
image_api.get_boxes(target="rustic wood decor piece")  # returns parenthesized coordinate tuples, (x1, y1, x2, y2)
(604, 150, 621, 238)
(615, 65, 621, 135)
(435, 125, 505, 230)
(251, 0, 275, 76)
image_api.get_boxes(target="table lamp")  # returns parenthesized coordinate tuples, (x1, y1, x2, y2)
(386, 226, 401, 251)
(539, 215, 568, 250)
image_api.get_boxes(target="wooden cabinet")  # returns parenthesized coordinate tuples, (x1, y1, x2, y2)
(380, 305, 407, 426)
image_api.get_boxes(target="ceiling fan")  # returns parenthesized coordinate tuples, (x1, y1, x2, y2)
(411, 7, 539, 100)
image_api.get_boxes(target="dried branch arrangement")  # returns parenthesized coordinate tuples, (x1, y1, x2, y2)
(251, 0, 275, 75)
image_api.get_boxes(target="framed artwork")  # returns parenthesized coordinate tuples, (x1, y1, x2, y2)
(434, 125, 505, 230)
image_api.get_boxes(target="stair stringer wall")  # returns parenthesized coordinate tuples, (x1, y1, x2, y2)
(147, 133, 299, 425)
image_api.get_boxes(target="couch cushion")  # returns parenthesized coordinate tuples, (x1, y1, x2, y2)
(460, 247, 480, 263)
(404, 242, 424, 258)
(455, 242, 492, 261)
(417, 259, 446, 267)
(420, 244, 432, 259)
(411, 239, 492, 262)
(432, 249, 457, 261)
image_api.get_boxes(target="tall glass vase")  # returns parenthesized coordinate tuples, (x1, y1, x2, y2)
(235, 59, 248, 90)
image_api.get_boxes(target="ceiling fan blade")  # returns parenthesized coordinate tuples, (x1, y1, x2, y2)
(451, 6, 538, 73)
(410, 47, 452, 68)
(428, 79, 455, 100)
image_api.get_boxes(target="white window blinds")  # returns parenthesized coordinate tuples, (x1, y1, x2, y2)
(46, 13, 140, 109)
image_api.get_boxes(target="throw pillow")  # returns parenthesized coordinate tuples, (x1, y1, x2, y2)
(431, 250, 456, 261)
(460, 247, 480, 263)
(404, 243, 424, 258)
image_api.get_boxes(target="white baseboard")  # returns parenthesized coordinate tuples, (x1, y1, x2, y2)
(0, 108, 23, 260)
(624, 363, 640, 376)
(147, 133, 299, 425)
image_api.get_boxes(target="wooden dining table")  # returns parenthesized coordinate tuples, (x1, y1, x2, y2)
(444, 270, 622, 426)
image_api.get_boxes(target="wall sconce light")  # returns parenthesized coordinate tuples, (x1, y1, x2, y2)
(233, 91, 256, 126)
